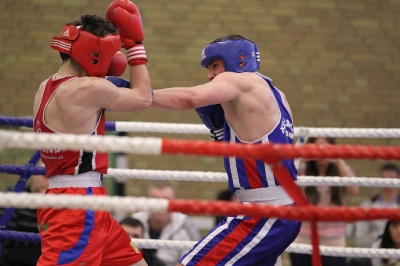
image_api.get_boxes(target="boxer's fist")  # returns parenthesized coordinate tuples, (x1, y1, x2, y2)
(106, 0, 144, 46)
(106, 51, 127, 76)
(195, 104, 225, 141)
(106, 0, 147, 65)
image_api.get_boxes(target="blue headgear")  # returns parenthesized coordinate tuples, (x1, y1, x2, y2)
(200, 35, 260, 73)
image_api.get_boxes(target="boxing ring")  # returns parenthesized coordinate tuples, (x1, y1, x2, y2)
(1, 115, 400, 266)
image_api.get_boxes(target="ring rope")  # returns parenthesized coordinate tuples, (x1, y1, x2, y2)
(0, 230, 398, 259)
(1, 130, 400, 161)
(1, 116, 400, 138)
(130, 239, 400, 259)
(2, 118, 400, 263)
(2, 165, 400, 188)
(0, 193, 399, 222)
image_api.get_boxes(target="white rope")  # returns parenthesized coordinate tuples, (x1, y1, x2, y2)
(0, 130, 162, 155)
(286, 243, 400, 258)
(295, 127, 400, 139)
(131, 239, 400, 259)
(113, 122, 400, 138)
(132, 239, 196, 251)
(116, 122, 209, 134)
(107, 169, 227, 182)
(286, 244, 400, 259)
(106, 169, 400, 188)
(297, 176, 400, 188)
(0, 192, 168, 213)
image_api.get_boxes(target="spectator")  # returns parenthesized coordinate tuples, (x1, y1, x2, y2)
(289, 137, 358, 266)
(120, 217, 166, 266)
(0, 172, 49, 266)
(349, 163, 400, 266)
(354, 163, 400, 248)
(371, 220, 400, 266)
(131, 181, 200, 266)
(214, 188, 237, 226)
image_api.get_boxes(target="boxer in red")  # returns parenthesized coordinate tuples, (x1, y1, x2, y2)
(33, 1, 152, 265)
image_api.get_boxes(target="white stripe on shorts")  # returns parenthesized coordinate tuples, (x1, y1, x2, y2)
(225, 217, 277, 266)
(181, 217, 234, 265)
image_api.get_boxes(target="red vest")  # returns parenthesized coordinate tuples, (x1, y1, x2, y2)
(33, 75, 108, 178)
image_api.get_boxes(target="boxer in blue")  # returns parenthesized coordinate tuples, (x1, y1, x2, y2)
(152, 35, 301, 266)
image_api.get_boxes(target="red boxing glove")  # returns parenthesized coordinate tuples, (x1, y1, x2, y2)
(106, 0, 147, 65)
(106, 51, 127, 76)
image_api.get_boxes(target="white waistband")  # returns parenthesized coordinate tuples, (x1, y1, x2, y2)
(235, 186, 294, 206)
(49, 171, 103, 189)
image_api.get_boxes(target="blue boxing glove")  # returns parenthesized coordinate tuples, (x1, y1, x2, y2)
(195, 104, 225, 141)
(105, 76, 130, 88)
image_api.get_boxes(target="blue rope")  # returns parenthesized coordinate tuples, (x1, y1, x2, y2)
(0, 165, 46, 175)
(0, 115, 116, 131)
(0, 230, 41, 242)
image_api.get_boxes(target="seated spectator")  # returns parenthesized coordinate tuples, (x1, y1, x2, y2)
(120, 217, 166, 266)
(349, 163, 400, 266)
(371, 220, 400, 266)
(214, 188, 237, 226)
(0, 171, 49, 266)
(131, 181, 200, 266)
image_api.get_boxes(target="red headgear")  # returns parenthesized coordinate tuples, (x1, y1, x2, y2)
(50, 25, 123, 77)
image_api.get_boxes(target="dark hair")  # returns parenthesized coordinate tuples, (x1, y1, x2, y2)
(217, 189, 234, 201)
(380, 163, 400, 177)
(60, 14, 117, 62)
(307, 137, 336, 145)
(211, 34, 250, 43)
(120, 217, 144, 229)
(380, 220, 400, 264)
(304, 137, 344, 206)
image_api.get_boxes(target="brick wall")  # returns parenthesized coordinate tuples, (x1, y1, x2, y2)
(1, 0, 399, 204)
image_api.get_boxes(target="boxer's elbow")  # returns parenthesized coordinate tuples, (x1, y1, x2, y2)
(132, 94, 153, 111)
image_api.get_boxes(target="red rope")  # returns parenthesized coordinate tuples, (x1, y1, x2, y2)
(168, 200, 400, 222)
(161, 139, 400, 160)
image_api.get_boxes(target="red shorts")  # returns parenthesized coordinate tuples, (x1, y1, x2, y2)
(37, 187, 143, 266)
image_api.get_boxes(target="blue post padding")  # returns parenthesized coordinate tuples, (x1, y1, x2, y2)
(105, 121, 116, 131)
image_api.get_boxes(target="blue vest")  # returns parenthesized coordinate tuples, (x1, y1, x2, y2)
(223, 73, 297, 192)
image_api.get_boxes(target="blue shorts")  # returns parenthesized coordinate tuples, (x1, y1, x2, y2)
(180, 215, 301, 266)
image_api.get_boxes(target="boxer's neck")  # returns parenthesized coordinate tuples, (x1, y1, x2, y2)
(56, 60, 87, 78)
